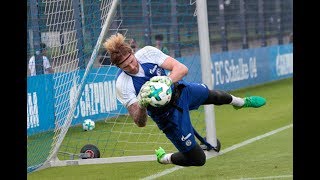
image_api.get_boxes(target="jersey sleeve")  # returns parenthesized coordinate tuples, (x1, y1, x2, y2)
(137, 46, 169, 66)
(116, 73, 138, 108)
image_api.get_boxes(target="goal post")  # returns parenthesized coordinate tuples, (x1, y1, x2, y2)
(27, 0, 121, 173)
(196, 0, 217, 147)
(45, 0, 120, 166)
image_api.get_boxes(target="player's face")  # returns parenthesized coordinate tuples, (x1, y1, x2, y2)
(156, 40, 161, 46)
(117, 53, 139, 74)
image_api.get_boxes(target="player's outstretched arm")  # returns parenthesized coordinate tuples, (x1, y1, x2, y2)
(128, 102, 148, 127)
(128, 81, 152, 127)
(161, 57, 188, 83)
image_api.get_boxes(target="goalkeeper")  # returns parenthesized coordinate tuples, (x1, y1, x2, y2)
(103, 33, 266, 166)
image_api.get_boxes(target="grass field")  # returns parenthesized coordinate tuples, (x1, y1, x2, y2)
(28, 78, 293, 180)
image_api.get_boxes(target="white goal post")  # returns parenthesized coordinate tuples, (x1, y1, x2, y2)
(45, 0, 121, 168)
(196, 0, 217, 148)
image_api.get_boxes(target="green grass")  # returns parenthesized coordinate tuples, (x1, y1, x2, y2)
(215, 78, 293, 148)
(28, 78, 293, 179)
(157, 128, 293, 180)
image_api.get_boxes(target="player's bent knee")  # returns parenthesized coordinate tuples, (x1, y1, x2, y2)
(193, 155, 206, 166)
(199, 157, 206, 166)
(186, 144, 206, 166)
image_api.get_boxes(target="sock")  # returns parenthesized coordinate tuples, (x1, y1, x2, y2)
(230, 95, 245, 107)
(160, 153, 173, 164)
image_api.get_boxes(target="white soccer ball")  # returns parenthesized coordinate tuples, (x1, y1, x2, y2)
(147, 81, 172, 107)
(82, 119, 95, 131)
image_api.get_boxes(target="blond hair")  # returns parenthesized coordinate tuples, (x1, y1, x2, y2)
(103, 33, 133, 65)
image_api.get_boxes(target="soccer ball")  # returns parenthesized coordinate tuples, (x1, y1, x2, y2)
(82, 119, 95, 131)
(147, 81, 172, 107)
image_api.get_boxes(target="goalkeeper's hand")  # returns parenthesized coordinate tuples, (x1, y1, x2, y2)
(150, 76, 172, 86)
(137, 81, 152, 108)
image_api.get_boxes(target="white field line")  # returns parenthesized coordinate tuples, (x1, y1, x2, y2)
(230, 174, 293, 180)
(141, 124, 293, 180)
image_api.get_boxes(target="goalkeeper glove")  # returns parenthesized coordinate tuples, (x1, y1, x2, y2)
(137, 81, 152, 108)
(150, 76, 172, 86)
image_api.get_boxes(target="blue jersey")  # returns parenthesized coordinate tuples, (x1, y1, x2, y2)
(148, 81, 209, 152)
(115, 46, 209, 152)
(115, 46, 169, 107)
